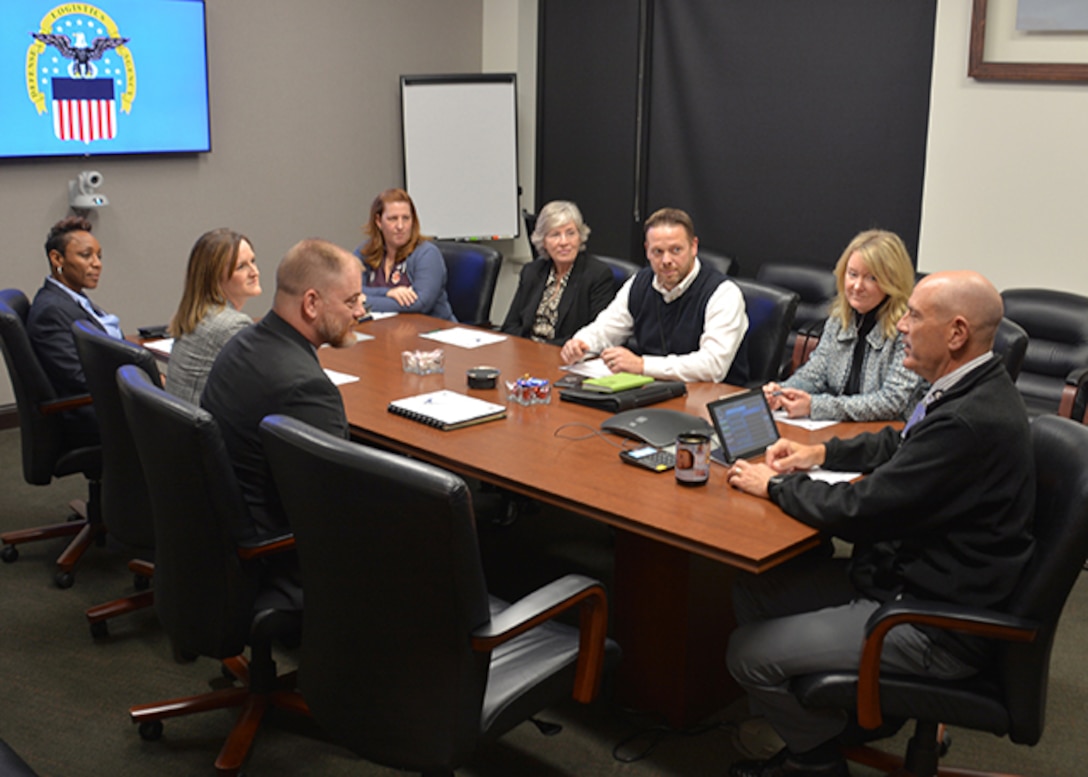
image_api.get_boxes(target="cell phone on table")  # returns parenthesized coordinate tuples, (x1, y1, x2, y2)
(619, 445, 675, 472)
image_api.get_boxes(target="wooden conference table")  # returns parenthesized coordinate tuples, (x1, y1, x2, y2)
(319, 314, 884, 726)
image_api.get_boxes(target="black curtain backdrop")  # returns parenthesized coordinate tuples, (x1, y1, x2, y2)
(535, 0, 644, 261)
(537, 0, 937, 275)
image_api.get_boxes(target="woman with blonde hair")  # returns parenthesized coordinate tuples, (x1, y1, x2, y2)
(166, 228, 261, 403)
(763, 229, 922, 421)
(355, 188, 454, 320)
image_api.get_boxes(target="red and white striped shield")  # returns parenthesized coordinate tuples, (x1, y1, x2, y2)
(51, 78, 117, 143)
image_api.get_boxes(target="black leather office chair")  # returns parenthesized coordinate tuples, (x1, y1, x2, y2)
(1001, 288, 1088, 417)
(793, 414, 1088, 777)
(116, 366, 306, 777)
(728, 278, 800, 388)
(259, 414, 620, 777)
(433, 240, 503, 327)
(590, 253, 641, 291)
(72, 321, 160, 637)
(0, 739, 39, 777)
(699, 249, 739, 277)
(522, 208, 537, 238)
(993, 317, 1029, 383)
(0, 288, 102, 588)
(1064, 367, 1088, 425)
(756, 262, 837, 379)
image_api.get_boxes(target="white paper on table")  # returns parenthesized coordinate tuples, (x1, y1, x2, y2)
(320, 331, 372, 348)
(773, 410, 838, 431)
(143, 338, 174, 356)
(323, 368, 360, 386)
(558, 358, 611, 378)
(418, 327, 506, 349)
(805, 468, 861, 485)
(368, 311, 398, 320)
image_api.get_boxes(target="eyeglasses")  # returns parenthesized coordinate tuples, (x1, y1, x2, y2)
(544, 228, 579, 242)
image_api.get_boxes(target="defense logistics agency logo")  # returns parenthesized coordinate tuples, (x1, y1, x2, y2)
(25, 4, 136, 144)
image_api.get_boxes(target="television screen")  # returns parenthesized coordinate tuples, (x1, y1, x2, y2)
(1, 0, 210, 159)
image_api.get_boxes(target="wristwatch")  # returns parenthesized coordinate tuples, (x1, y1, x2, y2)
(767, 474, 787, 500)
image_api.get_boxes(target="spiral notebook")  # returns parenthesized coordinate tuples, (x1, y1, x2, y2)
(388, 389, 506, 431)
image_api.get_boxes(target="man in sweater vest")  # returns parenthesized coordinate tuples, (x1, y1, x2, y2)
(560, 207, 748, 383)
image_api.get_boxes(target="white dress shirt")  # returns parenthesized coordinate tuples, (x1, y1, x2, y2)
(570, 258, 748, 382)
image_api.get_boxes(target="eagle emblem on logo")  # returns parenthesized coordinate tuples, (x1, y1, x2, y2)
(25, 5, 137, 144)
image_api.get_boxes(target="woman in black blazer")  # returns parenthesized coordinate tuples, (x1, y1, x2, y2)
(26, 215, 124, 446)
(501, 200, 616, 345)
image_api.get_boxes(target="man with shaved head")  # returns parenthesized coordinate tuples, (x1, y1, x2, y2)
(202, 239, 365, 609)
(724, 271, 1035, 777)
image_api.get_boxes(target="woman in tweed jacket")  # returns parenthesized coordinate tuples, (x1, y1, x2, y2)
(764, 230, 923, 422)
(165, 229, 261, 404)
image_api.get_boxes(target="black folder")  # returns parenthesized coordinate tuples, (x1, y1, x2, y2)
(558, 380, 687, 412)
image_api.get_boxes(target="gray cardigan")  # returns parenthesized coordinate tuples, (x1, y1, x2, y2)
(165, 305, 253, 405)
(782, 313, 924, 421)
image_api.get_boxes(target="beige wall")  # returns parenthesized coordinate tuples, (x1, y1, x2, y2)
(918, 3, 1088, 294)
(1, 0, 483, 406)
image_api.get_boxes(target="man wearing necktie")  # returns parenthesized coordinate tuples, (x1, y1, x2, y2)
(27, 216, 123, 448)
(724, 271, 1034, 777)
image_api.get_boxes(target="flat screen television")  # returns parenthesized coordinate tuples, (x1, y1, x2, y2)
(1, 0, 210, 159)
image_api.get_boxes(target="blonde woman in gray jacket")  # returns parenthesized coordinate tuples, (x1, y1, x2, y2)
(165, 229, 261, 404)
(763, 230, 922, 422)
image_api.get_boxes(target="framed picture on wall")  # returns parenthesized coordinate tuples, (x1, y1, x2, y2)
(969, 0, 1088, 82)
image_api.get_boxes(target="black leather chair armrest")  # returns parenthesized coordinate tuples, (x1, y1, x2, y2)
(854, 598, 1038, 729)
(0, 739, 38, 777)
(236, 532, 295, 561)
(1059, 365, 1088, 421)
(39, 393, 93, 415)
(789, 319, 826, 376)
(471, 573, 610, 702)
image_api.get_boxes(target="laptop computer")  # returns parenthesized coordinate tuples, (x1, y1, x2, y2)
(706, 390, 780, 465)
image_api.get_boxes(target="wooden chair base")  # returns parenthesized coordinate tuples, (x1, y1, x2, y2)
(844, 722, 1023, 777)
(0, 499, 106, 587)
(130, 656, 309, 777)
(85, 559, 156, 638)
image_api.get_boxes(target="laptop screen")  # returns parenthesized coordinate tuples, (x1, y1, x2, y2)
(706, 390, 780, 465)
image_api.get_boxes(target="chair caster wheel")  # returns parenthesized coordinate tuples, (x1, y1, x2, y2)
(134, 574, 151, 591)
(55, 571, 74, 589)
(138, 720, 164, 741)
(530, 717, 562, 736)
(171, 642, 198, 664)
(90, 621, 108, 639)
(1, 545, 17, 563)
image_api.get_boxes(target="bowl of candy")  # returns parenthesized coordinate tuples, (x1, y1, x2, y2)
(401, 348, 445, 375)
(505, 375, 551, 405)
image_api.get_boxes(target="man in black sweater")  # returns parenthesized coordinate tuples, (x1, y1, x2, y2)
(724, 270, 1035, 777)
(202, 238, 365, 610)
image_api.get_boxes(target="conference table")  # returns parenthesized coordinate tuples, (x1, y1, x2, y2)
(318, 314, 884, 726)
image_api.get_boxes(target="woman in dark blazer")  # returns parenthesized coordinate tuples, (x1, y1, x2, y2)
(27, 215, 123, 446)
(501, 200, 615, 345)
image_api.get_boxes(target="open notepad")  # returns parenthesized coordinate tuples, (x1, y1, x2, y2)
(388, 389, 506, 431)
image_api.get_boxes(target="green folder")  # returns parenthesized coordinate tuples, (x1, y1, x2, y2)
(580, 372, 655, 394)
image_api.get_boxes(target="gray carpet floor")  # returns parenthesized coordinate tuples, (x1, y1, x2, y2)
(0, 426, 1084, 776)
